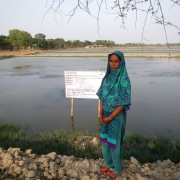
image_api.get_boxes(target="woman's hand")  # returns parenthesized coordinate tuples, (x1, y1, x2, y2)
(100, 114, 104, 122)
(101, 106, 123, 125)
(101, 116, 112, 125)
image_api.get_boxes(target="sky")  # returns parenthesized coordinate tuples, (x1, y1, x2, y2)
(0, 0, 180, 44)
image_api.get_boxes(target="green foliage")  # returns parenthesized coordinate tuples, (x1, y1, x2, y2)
(0, 35, 11, 50)
(34, 33, 46, 39)
(47, 39, 57, 49)
(32, 38, 48, 50)
(18, 31, 32, 48)
(84, 40, 91, 45)
(123, 131, 180, 163)
(1, 28, 179, 50)
(0, 123, 101, 159)
(1, 123, 180, 164)
(8, 29, 32, 48)
(55, 38, 65, 48)
(0, 56, 14, 60)
(96, 40, 115, 47)
(8, 29, 21, 47)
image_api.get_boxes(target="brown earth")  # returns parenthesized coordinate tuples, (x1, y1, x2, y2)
(0, 50, 43, 58)
(0, 48, 180, 58)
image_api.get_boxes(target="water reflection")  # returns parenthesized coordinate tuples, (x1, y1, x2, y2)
(0, 57, 180, 139)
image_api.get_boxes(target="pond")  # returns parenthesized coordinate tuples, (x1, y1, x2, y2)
(0, 57, 180, 139)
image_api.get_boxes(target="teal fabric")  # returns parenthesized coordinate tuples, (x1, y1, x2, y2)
(101, 112, 124, 174)
(96, 51, 131, 148)
(96, 51, 131, 112)
(100, 110, 126, 149)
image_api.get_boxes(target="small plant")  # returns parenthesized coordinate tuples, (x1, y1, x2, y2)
(175, 139, 180, 150)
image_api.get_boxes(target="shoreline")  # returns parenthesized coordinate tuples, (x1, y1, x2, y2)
(1, 123, 180, 179)
(0, 49, 180, 58)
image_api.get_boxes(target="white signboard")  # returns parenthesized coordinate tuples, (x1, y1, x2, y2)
(64, 71, 105, 99)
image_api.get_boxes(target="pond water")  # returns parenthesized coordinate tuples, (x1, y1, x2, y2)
(0, 57, 180, 139)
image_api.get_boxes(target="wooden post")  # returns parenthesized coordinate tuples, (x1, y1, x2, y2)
(98, 99, 100, 133)
(97, 69, 101, 134)
(71, 98, 74, 133)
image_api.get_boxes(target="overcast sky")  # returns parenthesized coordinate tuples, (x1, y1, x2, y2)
(0, 0, 179, 44)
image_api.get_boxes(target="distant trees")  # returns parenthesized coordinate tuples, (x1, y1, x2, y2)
(19, 31, 32, 48)
(55, 38, 65, 49)
(1, 28, 180, 51)
(47, 39, 56, 49)
(33, 33, 48, 49)
(34, 33, 46, 39)
(6, 29, 97, 50)
(0, 35, 11, 50)
(96, 40, 115, 47)
(8, 29, 21, 48)
(84, 40, 91, 45)
(9, 29, 32, 49)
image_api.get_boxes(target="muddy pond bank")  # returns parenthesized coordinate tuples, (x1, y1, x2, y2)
(1, 47, 180, 58)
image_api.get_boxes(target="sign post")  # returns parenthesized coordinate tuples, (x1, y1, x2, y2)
(64, 71, 105, 132)
(98, 99, 100, 133)
(71, 98, 74, 133)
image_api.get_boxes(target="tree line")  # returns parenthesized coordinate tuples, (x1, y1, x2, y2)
(0, 29, 180, 50)
(0, 29, 116, 50)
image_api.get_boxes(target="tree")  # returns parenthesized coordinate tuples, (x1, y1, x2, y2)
(34, 33, 47, 49)
(8, 29, 32, 49)
(106, 40, 115, 48)
(44, 1, 180, 45)
(84, 40, 91, 45)
(8, 29, 21, 48)
(47, 39, 56, 49)
(55, 38, 65, 49)
(18, 31, 32, 48)
(34, 33, 46, 39)
(64, 40, 72, 48)
(96, 40, 114, 47)
(73, 40, 85, 48)
(0, 35, 11, 50)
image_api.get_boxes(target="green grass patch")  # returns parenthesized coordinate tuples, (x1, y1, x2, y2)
(0, 123, 101, 160)
(0, 55, 14, 60)
(0, 123, 180, 164)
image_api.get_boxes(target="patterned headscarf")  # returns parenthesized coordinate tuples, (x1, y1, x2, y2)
(96, 51, 131, 111)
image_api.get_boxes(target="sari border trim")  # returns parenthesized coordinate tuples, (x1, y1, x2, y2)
(100, 137, 116, 149)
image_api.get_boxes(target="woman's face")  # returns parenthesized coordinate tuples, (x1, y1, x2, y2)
(109, 54, 120, 71)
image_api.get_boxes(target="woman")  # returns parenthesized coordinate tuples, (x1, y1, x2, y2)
(96, 51, 131, 178)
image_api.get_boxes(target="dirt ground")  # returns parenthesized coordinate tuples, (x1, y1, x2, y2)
(0, 49, 43, 57)
(0, 48, 180, 58)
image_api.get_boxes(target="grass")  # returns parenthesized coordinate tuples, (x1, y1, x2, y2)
(123, 132, 180, 163)
(0, 55, 14, 60)
(0, 123, 180, 164)
(0, 123, 101, 160)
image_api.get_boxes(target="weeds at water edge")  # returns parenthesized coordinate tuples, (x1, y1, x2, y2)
(0, 123, 180, 164)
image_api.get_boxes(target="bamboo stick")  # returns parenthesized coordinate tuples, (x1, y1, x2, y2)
(71, 98, 74, 133)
